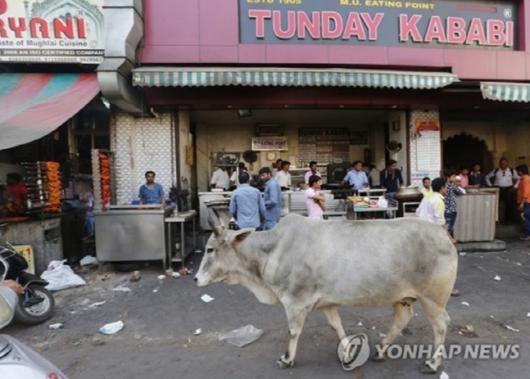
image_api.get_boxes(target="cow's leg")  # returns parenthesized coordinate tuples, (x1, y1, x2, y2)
(322, 306, 347, 340)
(374, 299, 414, 360)
(419, 298, 450, 374)
(277, 306, 310, 369)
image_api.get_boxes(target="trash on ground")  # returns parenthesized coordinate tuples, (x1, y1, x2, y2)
(41, 260, 86, 291)
(371, 326, 376, 330)
(200, 294, 214, 303)
(49, 323, 64, 330)
(129, 271, 141, 282)
(515, 262, 522, 266)
(193, 328, 202, 336)
(99, 321, 125, 335)
(89, 301, 106, 309)
(80, 255, 98, 266)
(527, 312, 530, 318)
(79, 298, 91, 306)
(458, 324, 477, 337)
(440, 371, 449, 379)
(357, 321, 363, 327)
(112, 285, 131, 292)
(493, 275, 501, 281)
(378, 332, 386, 338)
(179, 267, 193, 276)
(157, 275, 166, 280)
(165, 269, 174, 277)
(460, 301, 470, 307)
(504, 325, 520, 333)
(153, 287, 160, 293)
(218, 325, 264, 347)
(459, 252, 466, 257)
(172, 272, 181, 278)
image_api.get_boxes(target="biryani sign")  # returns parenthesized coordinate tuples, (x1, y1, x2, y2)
(0, 0, 104, 64)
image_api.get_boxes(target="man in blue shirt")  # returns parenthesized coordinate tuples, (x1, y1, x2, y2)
(229, 172, 265, 229)
(259, 167, 282, 230)
(343, 161, 369, 191)
(139, 171, 165, 205)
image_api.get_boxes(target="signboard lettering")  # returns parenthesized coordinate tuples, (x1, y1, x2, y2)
(0, 0, 104, 64)
(240, 0, 517, 49)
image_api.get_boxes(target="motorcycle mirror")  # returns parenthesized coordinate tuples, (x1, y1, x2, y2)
(0, 286, 17, 329)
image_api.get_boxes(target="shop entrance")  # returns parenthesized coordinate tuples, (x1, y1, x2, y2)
(443, 132, 492, 172)
(191, 109, 408, 192)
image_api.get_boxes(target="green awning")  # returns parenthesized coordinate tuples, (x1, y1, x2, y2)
(481, 82, 530, 102)
(132, 67, 458, 90)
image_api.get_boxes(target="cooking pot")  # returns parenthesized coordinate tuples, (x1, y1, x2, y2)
(395, 186, 423, 202)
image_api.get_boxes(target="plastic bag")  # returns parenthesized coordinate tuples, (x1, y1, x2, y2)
(377, 196, 388, 209)
(218, 324, 263, 347)
(41, 260, 86, 292)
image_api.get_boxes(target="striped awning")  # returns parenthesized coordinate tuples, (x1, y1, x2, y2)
(481, 82, 530, 102)
(0, 73, 99, 150)
(132, 67, 458, 90)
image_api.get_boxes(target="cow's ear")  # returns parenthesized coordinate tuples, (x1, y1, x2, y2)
(226, 229, 253, 248)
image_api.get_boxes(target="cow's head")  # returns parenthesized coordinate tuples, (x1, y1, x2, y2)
(194, 226, 253, 287)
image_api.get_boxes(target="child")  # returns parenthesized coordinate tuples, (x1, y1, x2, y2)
(416, 177, 460, 296)
(305, 175, 326, 220)
(416, 177, 447, 227)
(445, 173, 465, 238)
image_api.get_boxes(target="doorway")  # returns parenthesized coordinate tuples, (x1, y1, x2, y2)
(443, 133, 492, 172)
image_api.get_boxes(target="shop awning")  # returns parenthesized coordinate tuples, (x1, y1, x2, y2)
(481, 82, 530, 103)
(0, 73, 99, 151)
(132, 67, 459, 90)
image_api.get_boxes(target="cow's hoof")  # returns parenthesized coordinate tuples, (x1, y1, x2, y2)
(276, 354, 294, 369)
(420, 360, 439, 375)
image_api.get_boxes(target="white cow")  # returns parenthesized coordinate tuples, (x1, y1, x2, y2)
(195, 213, 457, 373)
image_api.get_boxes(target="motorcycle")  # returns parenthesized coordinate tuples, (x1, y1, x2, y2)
(0, 241, 55, 325)
(0, 286, 68, 378)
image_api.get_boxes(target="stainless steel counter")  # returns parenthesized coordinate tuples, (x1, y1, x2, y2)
(95, 205, 175, 265)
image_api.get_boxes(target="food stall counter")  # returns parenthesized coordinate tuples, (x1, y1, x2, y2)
(95, 205, 175, 266)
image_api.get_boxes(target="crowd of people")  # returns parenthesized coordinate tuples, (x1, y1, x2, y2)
(224, 156, 530, 241)
(417, 158, 530, 242)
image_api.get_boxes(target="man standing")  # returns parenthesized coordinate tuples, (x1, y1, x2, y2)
(230, 163, 248, 188)
(229, 172, 265, 229)
(444, 173, 465, 238)
(139, 171, 165, 206)
(343, 161, 369, 191)
(380, 160, 404, 199)
(210, 166, 230, 191)
(275, 161, 292, 190)
(4, 173, 27, 215)
(304, 161, 321, 185)
(516, 165, 530, 240)
(259, 167, 282, 230)
(486, 158, 520, 223)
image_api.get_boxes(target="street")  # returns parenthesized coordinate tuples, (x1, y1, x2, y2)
(5, 241, 530, 379)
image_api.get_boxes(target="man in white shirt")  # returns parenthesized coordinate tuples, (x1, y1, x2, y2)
(305, 175, 325, 219)
(486, 158, 520, 223)
(275, 161, 292, 190)
(210, 166, 230, 190)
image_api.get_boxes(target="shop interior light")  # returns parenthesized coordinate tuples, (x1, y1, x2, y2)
(237, 109, 252, 117)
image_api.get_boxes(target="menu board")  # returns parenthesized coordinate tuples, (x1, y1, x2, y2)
(299, 128, 366, 167)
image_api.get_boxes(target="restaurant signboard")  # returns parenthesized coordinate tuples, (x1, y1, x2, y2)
(252, 136, 289, 151)
(0, 0, 104, 64)
(240, 0, 517, 50)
